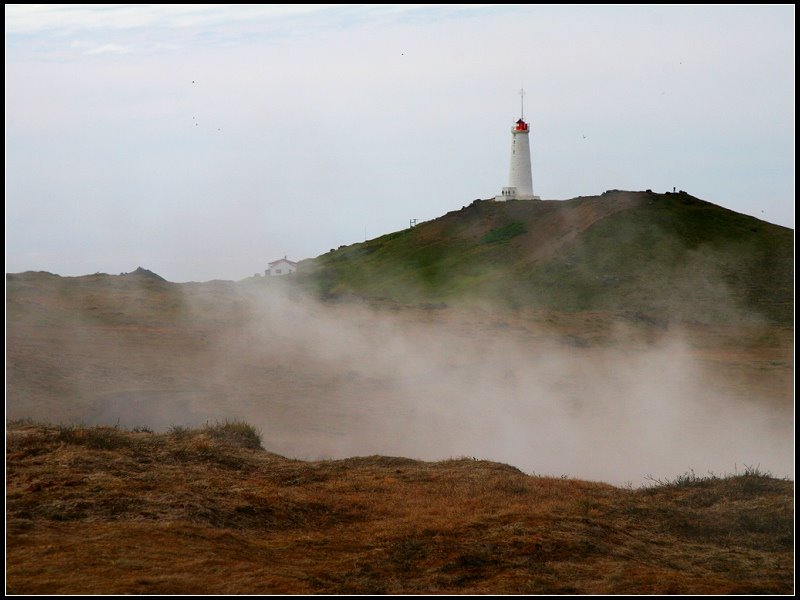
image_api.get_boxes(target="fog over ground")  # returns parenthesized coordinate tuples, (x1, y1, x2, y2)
(30, 281, 784, 487)
(239, 289, 793, 485)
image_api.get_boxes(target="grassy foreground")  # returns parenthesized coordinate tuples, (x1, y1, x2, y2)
(6, 421, 793, 594)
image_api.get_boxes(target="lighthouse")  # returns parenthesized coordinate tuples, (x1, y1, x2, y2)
(497, 89, 538, 200)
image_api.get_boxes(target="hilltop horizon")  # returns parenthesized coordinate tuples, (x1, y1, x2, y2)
(7, 189, 793, 286)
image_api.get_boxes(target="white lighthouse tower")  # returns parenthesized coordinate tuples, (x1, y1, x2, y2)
(497, 89, 538, 200)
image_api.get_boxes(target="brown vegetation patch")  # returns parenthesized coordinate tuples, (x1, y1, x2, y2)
(6, 423, 793, 594)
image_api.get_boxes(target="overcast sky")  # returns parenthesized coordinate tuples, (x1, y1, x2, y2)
(5, 5, 795, 282)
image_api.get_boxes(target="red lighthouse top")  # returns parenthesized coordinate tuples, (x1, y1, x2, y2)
(514, 118, 529, 132)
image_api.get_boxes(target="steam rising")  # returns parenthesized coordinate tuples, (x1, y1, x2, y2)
(6, 278, 793, 485)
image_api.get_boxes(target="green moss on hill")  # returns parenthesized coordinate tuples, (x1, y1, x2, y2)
(480, 221, 528, 244)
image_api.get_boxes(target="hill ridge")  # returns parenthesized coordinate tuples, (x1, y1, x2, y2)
(296, 190, 792, 324)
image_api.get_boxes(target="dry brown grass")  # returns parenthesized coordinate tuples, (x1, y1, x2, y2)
(6, 422, 793, 594)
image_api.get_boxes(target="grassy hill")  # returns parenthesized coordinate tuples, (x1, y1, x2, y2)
(6, 421, 793, 594)
(296, 191, 793, 324)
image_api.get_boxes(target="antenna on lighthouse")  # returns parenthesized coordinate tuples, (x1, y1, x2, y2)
(519, 87, 525, 119)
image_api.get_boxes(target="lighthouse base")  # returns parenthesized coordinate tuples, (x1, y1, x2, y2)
(494, 187, 540, 201)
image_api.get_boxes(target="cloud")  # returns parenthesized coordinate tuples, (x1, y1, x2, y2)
(6, 5, 517, 61)
(70, 40, 135, 55)
(4, 4, 499, 37)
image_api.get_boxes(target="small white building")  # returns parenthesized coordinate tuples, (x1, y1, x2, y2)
(266, 257, 297, 277)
